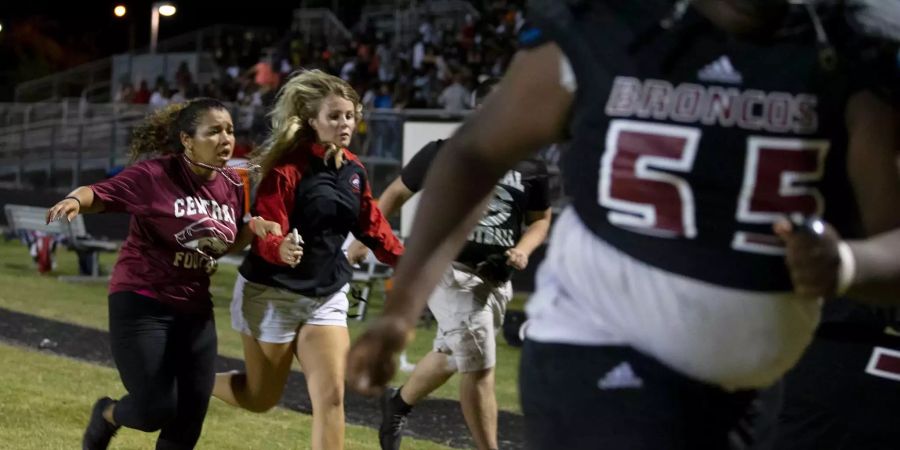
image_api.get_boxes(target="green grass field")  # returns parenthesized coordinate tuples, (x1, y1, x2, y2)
(0, 237, 525, 448)
(0, 342, 449, 450)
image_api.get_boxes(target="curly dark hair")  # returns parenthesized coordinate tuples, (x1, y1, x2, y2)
(129, 98, 228, 161)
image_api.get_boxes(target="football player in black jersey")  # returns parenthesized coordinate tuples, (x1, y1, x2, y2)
(348, 1, 900, 449)
(348, 80, 552, 450)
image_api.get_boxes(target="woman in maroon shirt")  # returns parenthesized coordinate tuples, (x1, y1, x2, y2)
(46, 98, 280, 450)
(212, 70, 402, 449)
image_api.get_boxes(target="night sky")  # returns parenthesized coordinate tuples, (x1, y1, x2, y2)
(0, 0, 361, 100)
(2, 0, 306, 53)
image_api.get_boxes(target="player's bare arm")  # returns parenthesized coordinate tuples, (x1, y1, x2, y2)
(46, 186, 105, 223)
(777, 90, 900, 304)
(841, 90, 900, 303)
(506, 208, 552, 271)
(347, 42, 572, 395)
(375, 178, 416, 219)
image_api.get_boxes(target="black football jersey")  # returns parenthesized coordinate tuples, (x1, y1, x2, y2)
(524, 0, 896, 291)
(402, 140, 551, 277)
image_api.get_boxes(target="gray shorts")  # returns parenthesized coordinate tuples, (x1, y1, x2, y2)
(230, 273, 349, 344)
(429, 263, 513, 372)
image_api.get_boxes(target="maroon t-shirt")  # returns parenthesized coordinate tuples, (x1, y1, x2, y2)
(91, 155, 245, 311)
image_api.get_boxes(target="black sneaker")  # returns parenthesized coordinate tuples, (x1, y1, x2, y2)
(82, 397, 119, 450)
(379, 387, 410, 450)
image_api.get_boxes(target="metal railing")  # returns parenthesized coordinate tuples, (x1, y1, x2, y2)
(0, 101, 147, 189)
(151, 25, 279, 55)
(0, 102, 444, 193)
(292, 8, 353, 42)
(360, 4, 405, 38)
(361, 0, 480, 44)
(14, 59, 114, 103)
(0, 100, 568, 217)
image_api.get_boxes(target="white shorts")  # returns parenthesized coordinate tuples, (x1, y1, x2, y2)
(230, 273, 349, 344)
(429, 263, 513, 372)
(526, 208, 821, 390)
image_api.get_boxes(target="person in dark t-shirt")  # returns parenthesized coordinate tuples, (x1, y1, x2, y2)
(47, 98, 281, 450)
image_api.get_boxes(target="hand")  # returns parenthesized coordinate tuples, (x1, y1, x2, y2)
(505, 248, 528, 271)
(249, 217, 283, 239)
(346, 240, 370, 265)
(773, 218, 842, 298)
(46, 198, 80, 224)
(279, 230, 304, 267)
(346, 315, 415, 396)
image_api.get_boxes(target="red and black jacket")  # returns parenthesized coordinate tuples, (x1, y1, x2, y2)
(239, 143, 403, 297)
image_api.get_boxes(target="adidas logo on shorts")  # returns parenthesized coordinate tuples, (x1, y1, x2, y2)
(597, 362, 644, 390)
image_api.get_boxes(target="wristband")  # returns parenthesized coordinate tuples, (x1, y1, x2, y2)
(836, 241, 857, 296)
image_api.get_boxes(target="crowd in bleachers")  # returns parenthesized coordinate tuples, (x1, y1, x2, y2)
(114, 1, 526, 113)
(109, 1, 527, 160)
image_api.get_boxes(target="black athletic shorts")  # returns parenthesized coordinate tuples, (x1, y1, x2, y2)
(772, 325, 900, 450)
(519, 340, 759, 450)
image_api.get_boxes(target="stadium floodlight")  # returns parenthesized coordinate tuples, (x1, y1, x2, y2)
(114, 5, 127, 17)
(158, 4, 177, 16)
(150, 2, 177, 53)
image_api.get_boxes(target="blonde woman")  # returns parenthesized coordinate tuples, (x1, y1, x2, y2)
(213, 70, 403, 450)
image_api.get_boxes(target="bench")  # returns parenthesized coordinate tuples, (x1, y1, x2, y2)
(340, 234, 394, 321)
(345, 245, 416, 372)
(4, 204, 119, 280)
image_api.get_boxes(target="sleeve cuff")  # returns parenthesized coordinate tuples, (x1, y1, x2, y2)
(257, 234, 288, 266)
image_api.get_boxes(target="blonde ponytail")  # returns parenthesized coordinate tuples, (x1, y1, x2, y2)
(322, 142, 345, 169)
(255, 115, 304, 176)
(254, 70, 361, 176)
